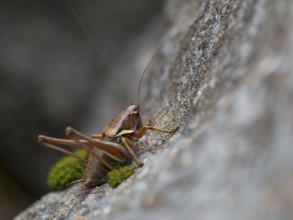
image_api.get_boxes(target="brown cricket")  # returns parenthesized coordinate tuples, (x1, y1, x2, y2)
(38, 1, 178, 188)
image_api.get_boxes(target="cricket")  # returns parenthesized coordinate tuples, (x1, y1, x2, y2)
(38, 1, 178, 188)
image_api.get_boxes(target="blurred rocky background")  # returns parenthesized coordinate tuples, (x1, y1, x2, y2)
(0, 0, 165, 219)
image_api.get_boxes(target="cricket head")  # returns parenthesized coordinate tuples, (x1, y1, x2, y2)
(103, 104, 142, 138)
(118, 104, 142, 135)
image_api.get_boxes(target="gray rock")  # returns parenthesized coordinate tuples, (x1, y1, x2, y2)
(15, 0, 293, 219)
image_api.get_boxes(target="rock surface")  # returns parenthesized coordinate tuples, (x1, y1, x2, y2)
(15, 0, 293, 219)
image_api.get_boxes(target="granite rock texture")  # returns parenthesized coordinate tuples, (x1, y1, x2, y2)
(15, 0, 293, 219)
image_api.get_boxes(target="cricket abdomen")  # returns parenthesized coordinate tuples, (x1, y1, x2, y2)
(82, 152, 121, 188)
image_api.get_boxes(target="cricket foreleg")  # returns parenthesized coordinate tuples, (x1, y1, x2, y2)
(121, 137, 143, 167)
(134, 125, 178, 138)
(91, 134, 103, 139)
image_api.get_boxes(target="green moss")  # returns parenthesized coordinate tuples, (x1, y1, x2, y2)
(47, 149, 88, 190)
(48, 150, 136, 189)
(107, 166, 135, 188)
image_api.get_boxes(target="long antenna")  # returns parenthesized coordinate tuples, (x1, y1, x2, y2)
(67, 0, 133, 105)
(137, 35, 168, 107)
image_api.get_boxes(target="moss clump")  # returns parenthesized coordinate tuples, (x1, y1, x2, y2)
(107, 166, 135, 188)
(47, 149, 88, 190)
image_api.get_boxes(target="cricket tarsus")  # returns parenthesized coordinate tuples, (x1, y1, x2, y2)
(38, 2, 178, 189)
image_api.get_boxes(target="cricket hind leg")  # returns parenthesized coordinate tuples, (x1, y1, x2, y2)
(38, 135, 89, 163)
(38, 135, 91, 188)
(65, 127, 129, 170)
(38, 133, 112, 188)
